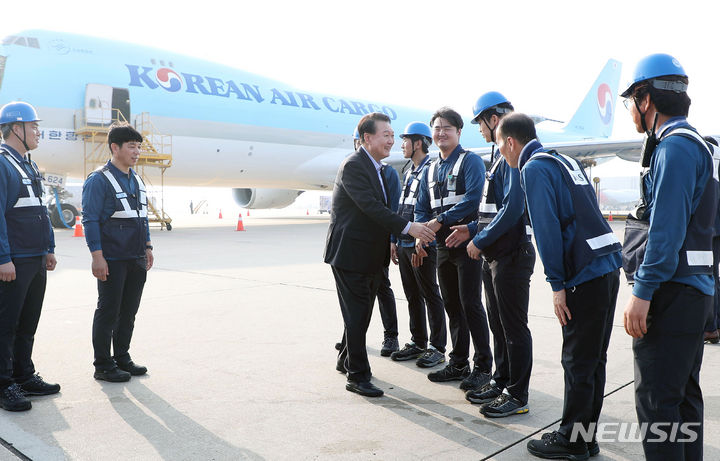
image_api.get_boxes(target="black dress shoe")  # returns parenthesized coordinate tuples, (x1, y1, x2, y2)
(345, 380, 383, 397)
(116, 361, 147, 376)
(94, 367, 131, 382)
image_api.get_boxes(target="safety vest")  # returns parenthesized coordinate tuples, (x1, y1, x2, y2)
(1, 148, 50, 255)
(97, 166, 148, 259)
(477, 155, 531, 261)
(427, 151, 478, 246)
(623, 126, 718, 281)
(709, 139, 720, 238)
(397, 156, 430, 243)
(526, 150, 621, 280)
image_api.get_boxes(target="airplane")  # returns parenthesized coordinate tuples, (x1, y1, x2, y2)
(0, 30, 642, 227)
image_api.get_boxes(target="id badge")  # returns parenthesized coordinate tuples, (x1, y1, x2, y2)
(447, 174, 457, 192)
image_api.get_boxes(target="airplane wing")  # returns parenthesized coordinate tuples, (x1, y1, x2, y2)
(528, 134, 718, 164)
(521, 139, 642, 162)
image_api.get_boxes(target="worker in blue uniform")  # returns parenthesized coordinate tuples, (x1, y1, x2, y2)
(335, 128, 401, 357)
(0, 101, 60, 412)
(415, 107, 493, 391)
(495, 113, 621, 460)
(446, 92, 535, 418)
(621, 54, 716, 461)
(82, 124, 153, 383)
(390, 122, 447, 368)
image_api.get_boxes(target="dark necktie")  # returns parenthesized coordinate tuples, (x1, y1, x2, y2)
(379, 166, 389, 207)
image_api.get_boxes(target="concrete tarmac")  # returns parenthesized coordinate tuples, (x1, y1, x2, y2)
(0, 216, 718, 460)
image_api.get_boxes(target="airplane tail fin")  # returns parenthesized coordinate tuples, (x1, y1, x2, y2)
(564, 59, 622, 138)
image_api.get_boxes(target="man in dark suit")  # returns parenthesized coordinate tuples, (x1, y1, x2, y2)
(324, 112, 435, 397)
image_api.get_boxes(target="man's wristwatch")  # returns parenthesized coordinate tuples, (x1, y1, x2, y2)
(146, 245, 153, 251)
(436, 214, 445, 224)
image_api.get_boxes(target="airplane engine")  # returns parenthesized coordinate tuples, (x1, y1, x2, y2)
(232, 188, 303, 209)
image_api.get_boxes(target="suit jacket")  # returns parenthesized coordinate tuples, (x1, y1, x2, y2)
(324, 148, 409, 274)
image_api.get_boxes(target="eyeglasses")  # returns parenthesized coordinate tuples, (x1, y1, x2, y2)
(622, 98, 635, 111)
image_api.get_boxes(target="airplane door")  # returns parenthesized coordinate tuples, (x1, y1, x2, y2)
(84, 83, 113, 126)
(112, 88, 130, 123)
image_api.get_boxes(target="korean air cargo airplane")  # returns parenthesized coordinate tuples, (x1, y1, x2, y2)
(0, 30, 639, 220)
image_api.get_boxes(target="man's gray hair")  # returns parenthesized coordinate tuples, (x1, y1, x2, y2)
(0, 123, 14, 140)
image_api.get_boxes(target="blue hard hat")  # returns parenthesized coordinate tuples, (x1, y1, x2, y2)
(620, 53, 688, 98)
(0, 101, 41, 125)
(353, 127, 360, 140)
(471, 91, 511, 123)
(399, 122, 432, 143)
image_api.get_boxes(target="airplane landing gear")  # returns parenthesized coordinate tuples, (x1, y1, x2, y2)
(50, 203, 79, 228)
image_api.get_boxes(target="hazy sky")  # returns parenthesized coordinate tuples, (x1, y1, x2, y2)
(5, 0, 718, 140)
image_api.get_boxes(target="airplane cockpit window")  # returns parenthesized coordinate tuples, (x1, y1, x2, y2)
(1, 36, 39, 48)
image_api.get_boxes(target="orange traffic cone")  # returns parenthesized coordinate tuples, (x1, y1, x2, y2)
(73, 216, 84, 237)
(236, 213, 245, 231)
(306, 209, 310, 216)
(608, 212, 613, 222)
(246, 209, 250, 217)
(218, 209, 223, 219)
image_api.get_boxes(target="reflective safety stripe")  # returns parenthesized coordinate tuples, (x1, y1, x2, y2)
(532, 152, 589, 186)
(686, 250, 713, 266)
(102, 169, 148, 219)
(478, 155, 504, 214)
(112, 208, 148, 218)
(400, 168, 421, 206)
(430, 194, 464, 209)
(132, 170, 147, 218)
(478, 203, 497, 214)
(14, 197, 42, 207)
(2, 151, 40, 208)
(526, 225, 533, 236)
(451, 153, 465, 177)
(400, 155, 431, 206)
(586, 232, 620, 250)
(428, 152, 467, 212)
(668, 128, 718, 181)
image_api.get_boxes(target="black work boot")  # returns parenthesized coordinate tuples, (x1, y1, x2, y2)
(0, 384, 31, 411)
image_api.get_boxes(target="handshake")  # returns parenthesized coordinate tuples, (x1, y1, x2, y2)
(408, 221, 435, 268)
(409, 221, 480, 267)
(408, 221, 436, 245)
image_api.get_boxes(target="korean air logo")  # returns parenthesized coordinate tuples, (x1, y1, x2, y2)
(596, 83, 613, 125)
(155, 68, 183, 92)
